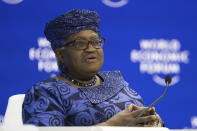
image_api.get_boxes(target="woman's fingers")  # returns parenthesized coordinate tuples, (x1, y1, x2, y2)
(106, 104, 161, 126)
(132, 105, 156, 115)
(132, 122, 158, 127)
(132, 123, 144, 127)
(135, 115, 159, 124)
(133, 105, 153, 111)
(127, 104, 135, 112)
(129, 108, 146, 117)
(143, 124, 157, 127)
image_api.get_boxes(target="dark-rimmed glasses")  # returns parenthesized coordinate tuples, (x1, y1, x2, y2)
(61, 38, 105, 50)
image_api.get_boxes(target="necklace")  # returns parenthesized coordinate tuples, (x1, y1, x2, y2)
(61, 73, 97, 87)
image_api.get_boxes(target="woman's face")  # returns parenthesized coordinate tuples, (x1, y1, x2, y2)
(59, 30, 104, 80)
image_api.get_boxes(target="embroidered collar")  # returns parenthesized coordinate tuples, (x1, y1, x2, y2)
(79, 71, 128, 104)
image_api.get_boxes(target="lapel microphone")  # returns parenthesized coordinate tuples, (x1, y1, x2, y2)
(127, 75, 172, 126)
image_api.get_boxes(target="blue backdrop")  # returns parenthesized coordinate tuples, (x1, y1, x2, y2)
(0, 0, 197, 129)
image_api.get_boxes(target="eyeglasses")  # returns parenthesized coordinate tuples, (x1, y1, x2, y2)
(61, 38, 105, 50)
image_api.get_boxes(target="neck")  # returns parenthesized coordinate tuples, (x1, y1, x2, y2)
(65, 69, 98, 81)
(61, 72, 97, 87)
(56, 75, 102, 88)
(66, 72, 95, 83)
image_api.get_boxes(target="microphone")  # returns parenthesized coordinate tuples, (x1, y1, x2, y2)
(165, 75, 172, 85)
(127, 75, 172, 126)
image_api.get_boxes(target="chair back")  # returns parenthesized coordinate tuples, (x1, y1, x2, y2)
(3, 94, 25, 126)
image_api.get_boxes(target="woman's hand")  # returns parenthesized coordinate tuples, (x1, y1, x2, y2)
(132, 105, 164, 127)
(103, 104, 161, 126)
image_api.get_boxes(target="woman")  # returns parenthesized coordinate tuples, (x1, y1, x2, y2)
(22, 9, 163, 126)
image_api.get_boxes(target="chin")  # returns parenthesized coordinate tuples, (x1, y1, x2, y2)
(81, 61, 103, 74)
(86, 68, 100, 74)
(84, 66, 101, 75)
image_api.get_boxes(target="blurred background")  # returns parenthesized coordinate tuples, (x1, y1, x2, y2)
(0, 0, 197, 129)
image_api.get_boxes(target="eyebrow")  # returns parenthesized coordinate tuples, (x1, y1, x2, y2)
(74, 36, 99, 40)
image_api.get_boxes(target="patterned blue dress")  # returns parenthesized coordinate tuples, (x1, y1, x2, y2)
(22, 71, 144, 126)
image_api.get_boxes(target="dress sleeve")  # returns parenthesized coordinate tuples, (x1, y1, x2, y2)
(126, 85, 145, 107)
(22, 84, 66, 126)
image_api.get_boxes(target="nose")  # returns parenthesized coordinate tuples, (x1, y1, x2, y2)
(85, 43, 96, 52)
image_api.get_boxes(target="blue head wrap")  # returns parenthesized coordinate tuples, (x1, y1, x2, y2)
(44, 9, 100, 52)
